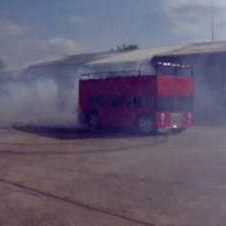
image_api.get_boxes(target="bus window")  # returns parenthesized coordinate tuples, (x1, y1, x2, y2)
(127, 97, 142, 108)
(141, 96, 154, 107)
(177, 67, 193, 77)
(157, 96, 193, 112)
(127, 96, 153, 108)
(156, 65, 176, 76)
(91, 96, 107, 107)
(111, 96, 125, 108)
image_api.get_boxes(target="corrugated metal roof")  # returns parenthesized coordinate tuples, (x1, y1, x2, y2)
(164, 41, 226, 56)
(88, 46, 179, 66)
(26, 51, 114, 69)
(89, 41, 226, 66)
(23, 41, 226, 78)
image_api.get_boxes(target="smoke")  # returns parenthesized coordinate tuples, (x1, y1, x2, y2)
(1, 49, 225, 129)
(181, 53, 226, 125)
(0, 74, 81, 128)
(165, 0, 226, 41)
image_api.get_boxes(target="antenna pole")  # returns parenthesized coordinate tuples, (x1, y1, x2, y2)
(210, 0, 215, 41)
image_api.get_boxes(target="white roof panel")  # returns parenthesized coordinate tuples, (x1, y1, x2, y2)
(89, 41, 226, 67)
(89, 46, 179, 66)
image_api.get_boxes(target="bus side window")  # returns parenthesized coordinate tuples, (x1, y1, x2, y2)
(91, 96, 106, 108)
(142, 96, 153, 107)
(127, 96, 154, 108)
(111, 96, 125, 108)
(134, 97, 141, 108)
(127, 97, 134, 108)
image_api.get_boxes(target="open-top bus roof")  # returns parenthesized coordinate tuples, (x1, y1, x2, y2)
(81, 62, 192, 80)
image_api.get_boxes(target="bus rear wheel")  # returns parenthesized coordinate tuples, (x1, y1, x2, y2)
(137, 115, 154, 135)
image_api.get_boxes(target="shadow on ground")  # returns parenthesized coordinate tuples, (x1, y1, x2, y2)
(13, 126, 164, 140)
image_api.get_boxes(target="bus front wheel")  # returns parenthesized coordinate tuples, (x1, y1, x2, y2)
(137, 115, 154, 135)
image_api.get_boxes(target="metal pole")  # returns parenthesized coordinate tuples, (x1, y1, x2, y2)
(210, 0, 215, 41)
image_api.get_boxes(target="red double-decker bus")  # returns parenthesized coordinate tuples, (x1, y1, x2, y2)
(79, 61, 194, 134)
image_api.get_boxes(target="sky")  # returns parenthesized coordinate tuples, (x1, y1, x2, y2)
(0, 0, 226, 69)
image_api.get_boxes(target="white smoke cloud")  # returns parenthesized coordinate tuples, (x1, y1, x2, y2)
(165, 0, 226, 41)
(0, 75, 82, 127)
(167, 0, 226, 8)
(69, 15, 85, 25)
(0, 20, 84, 69)
(49, 37, 82, 55)
(0, 20, 85, 127)
(0, 20, 24, 37)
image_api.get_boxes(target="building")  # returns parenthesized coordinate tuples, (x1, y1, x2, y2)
(20, 41, 226, 125)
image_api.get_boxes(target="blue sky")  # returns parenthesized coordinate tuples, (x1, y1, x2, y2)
(0, 0, 226, 68)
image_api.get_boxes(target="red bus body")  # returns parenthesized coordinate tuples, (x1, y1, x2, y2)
(79, 72, 194, 132)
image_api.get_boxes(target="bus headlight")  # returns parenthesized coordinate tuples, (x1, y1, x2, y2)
(187, 112, 192, 125)
(160, 112, 166, 125)
(187, 112, 192, 120)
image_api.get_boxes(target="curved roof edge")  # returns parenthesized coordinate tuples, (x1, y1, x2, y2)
(89, 41, 226, 66)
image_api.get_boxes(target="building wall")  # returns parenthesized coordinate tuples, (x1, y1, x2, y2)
(20, 51, 226, 126)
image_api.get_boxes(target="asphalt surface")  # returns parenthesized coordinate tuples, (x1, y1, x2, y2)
(0, 126, 225, 226)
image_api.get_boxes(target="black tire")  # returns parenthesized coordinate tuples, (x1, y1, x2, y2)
(137, 115, 155, 135)
(172, 128, 185, 134)
(87, 112, 100, 130)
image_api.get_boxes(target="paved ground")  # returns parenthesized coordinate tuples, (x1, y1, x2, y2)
(0, 126, 226, 226)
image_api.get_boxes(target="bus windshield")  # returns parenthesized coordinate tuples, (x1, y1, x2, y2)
(157, 96, 194, 112)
